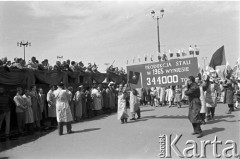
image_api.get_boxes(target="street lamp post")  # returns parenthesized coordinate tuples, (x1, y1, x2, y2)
(151, 9, 164, 54)
(17, 41, 31, 62)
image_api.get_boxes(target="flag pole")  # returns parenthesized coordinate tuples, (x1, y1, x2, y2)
(140, 72, 143, 88)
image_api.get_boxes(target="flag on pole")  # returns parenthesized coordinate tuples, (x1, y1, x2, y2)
(144, 54, 147, 61)
(151, 54, 153, 61)
(209, 45, 226, 70)
(176, 49, 180, 57)
(138, 55, 141, 62)
(133, 56, 135, 63)
(195, 45, 200, 55)
(189, 45, 194, 55)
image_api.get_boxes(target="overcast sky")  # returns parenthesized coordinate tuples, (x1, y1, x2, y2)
(0, 1, 239, 72)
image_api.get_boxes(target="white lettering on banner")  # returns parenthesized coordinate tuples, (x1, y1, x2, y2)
(146, 75, 178, 85)
(145, 62, 172, 70)
(152, 68, 164, 75)
(176, 60, 191, 66)
(165, 67, 189, 73)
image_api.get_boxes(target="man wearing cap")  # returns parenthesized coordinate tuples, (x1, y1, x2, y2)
(54, 83, 74, 135)
(0, 87, 12, 138)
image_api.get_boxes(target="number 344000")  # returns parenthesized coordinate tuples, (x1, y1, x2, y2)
(146, 75, 178, 85)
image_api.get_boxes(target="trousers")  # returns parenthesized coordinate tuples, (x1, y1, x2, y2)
(58, 122, 72, 135)
(192, 123, 202, 133)
(0, 111, 11, 135)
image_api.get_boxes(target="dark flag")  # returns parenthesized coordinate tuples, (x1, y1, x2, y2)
(170, 53, 174, 57)
(128, 71, 140, 84)
(209, 45, 226, 70)
(145, 54, 147, 61)
(158, 55, 161, 61)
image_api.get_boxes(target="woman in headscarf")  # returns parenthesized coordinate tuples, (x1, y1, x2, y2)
(205, 76, 219, 121)
(29, 85, 41, 130)
(174, 85, 182, 108)
(117, 84, 129, 124)
(130, 88, 140, 120)
(22, 89, 34, 132)
(73, 86, 83, 121)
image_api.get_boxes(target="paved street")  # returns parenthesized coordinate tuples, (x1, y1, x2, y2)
(0, 103, 239, 159)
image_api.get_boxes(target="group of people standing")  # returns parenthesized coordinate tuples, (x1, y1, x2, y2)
(0, 85, 48, 138)
(0, 81, 120, 137)
(1, 75, 239, 138)
(138, 85, 188, 108)
(117, 74, 240, 138)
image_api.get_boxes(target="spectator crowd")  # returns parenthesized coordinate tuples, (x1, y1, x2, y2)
(0, 82, 122, 138)
(0, 56, 126, 75)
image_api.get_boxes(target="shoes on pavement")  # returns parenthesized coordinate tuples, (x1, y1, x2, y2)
(191, 132, 199, 135)
(68, 131, 75, 134)
(197, 133, 203, 138)
(226, 111, 232, 114)
(130, 118, 136, 120)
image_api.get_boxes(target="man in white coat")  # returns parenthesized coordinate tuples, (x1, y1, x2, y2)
(54, 83, 74, 135)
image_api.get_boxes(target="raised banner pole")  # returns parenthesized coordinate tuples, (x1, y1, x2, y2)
(140, 72, 143, 88)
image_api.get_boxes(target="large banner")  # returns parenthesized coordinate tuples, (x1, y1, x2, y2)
(127, 57, 198, 88)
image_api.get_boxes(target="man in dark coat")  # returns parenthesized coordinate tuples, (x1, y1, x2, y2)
(185, 76, 203, 138)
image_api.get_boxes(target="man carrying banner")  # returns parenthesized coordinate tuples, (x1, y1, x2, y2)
(184, 76, 203, 138)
